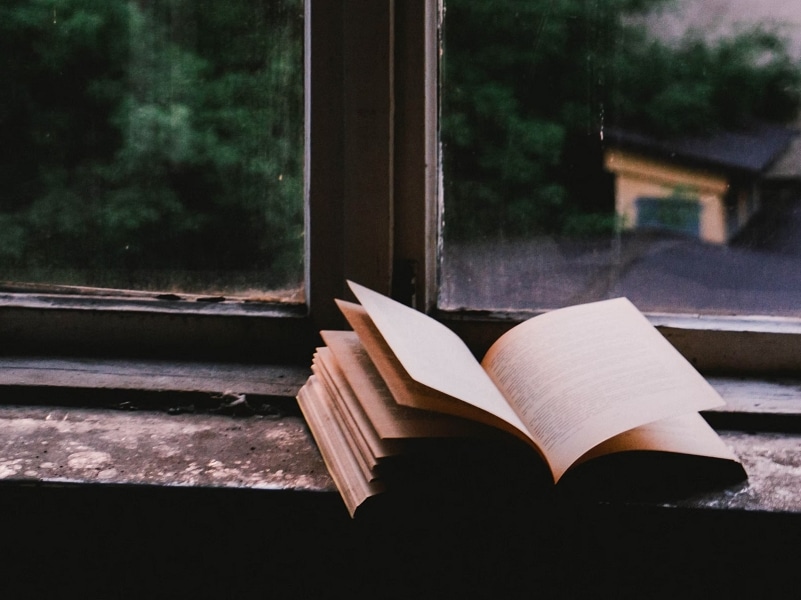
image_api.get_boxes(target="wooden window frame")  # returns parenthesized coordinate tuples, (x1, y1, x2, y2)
(1, 0, 800, 378)
(0, 0, 436, 366)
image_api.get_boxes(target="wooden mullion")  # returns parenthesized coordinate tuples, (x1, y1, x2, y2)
(342, 0, 395, 297)
(393, 0, 439, 312)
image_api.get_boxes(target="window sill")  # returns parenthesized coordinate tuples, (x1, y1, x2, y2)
(0, 356, 334, 493)
(440, 309, 801, 374)
(0, 293, 319, 363)
(0, 404, 334, 494)
(1, 358, 800, 514)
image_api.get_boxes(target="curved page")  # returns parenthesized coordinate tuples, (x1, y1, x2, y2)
(481, 298, 725, 481)
(348, 281, 529, 438)
(576, 412, 740, 466)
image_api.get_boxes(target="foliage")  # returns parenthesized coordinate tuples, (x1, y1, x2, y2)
(442, 0, 801, 240)
(612, 25, 801, 136)
(4, 1, 800, 285)
(0, 0, 303, 292)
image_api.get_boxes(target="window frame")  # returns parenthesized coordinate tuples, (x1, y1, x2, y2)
(429, 0, 801, 377)
(1, 0, 800, 377)
(0, 0, 432, 364)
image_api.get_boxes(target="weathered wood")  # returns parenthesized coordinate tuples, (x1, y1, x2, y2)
(393, 0, 439, 311)
(4, 360, 801, 414)
(440, 309, 801, 375)
(0, 357, 309, 396)
(342, 0, 394, 294)
(708, 376, 801, 415)
(0, 295, 319, 363)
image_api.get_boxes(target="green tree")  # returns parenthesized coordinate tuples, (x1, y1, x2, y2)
(442, 0, 801, 239)
(0, 0, 303, 292)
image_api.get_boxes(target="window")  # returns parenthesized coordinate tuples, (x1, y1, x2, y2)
(439, 0, 801, 325)
(2, 0, 801, 378)
(1, 0, 304, 299)
(0, 0, 432, 364)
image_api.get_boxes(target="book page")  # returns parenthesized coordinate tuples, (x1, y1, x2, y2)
(296, 376, 385, 516)
(347, 281, 530, 438)
(314, 346, 398, 461)
(575, 412, 740, 466)
(321, 329, 491, 440)
(481, 298, 726, 481)
(312, 360, 379, 480)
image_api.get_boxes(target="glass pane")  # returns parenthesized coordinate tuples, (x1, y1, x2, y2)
(440, 0, 801, 317)
(0, 0, 304, 300)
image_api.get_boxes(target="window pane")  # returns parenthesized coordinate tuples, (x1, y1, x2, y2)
(0, 0, 304, 299)
(440, 0, 801, 317)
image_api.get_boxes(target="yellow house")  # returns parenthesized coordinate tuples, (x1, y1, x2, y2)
(604, 126, 796, 244)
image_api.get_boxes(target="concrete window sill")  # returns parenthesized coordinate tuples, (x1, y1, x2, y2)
(1, 357, 801, 514)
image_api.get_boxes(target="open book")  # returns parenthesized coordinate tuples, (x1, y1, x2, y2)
(297, 281, 745, 516)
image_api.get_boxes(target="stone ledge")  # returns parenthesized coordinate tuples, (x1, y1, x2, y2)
(0, 402, 800, 515)
(0, 405, 334, 493)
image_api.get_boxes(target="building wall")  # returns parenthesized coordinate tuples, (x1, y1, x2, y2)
(605, 149, 733, 244)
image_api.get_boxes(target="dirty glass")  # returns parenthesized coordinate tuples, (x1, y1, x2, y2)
(0, 0, 304, 300)
(440, 0, 801, 317)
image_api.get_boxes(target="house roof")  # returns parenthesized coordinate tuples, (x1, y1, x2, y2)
(767, 131, 801, 179)
(604, 124, 798, 175)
